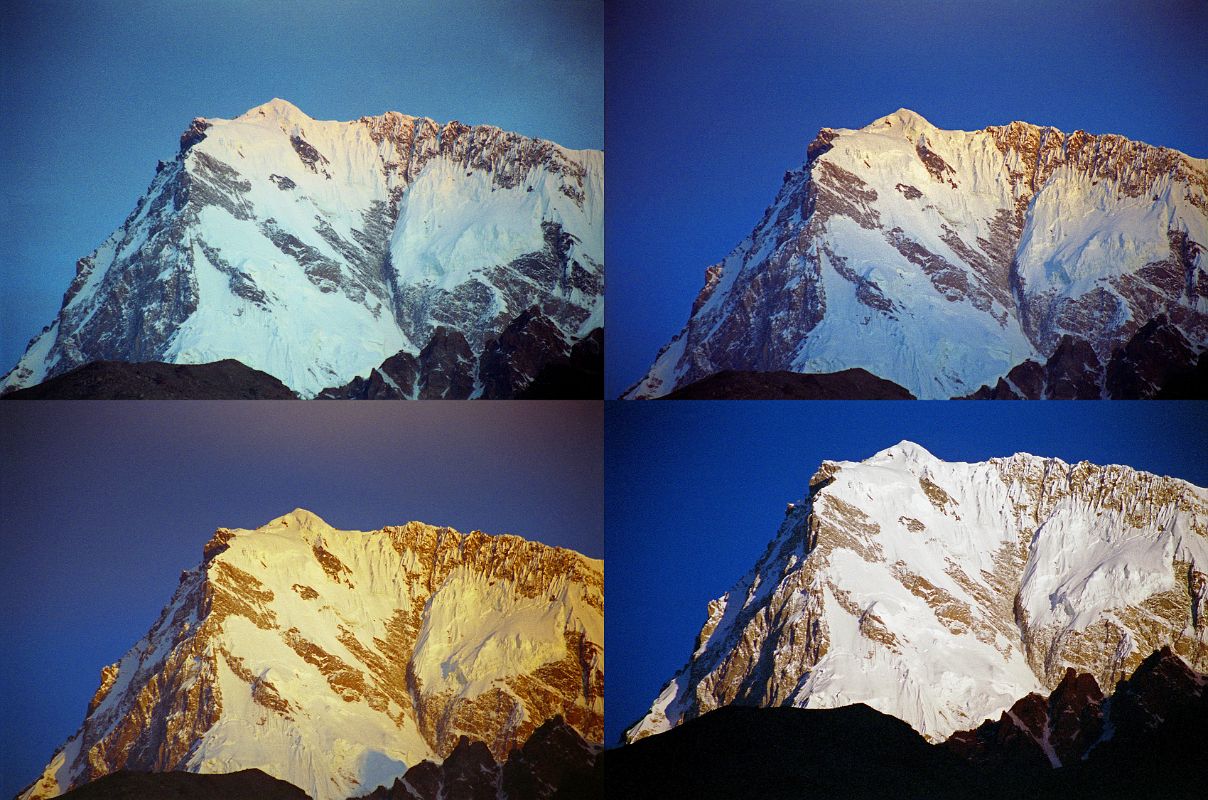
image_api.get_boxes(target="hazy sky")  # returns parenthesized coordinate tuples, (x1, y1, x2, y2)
(0, 0, 602, 372)
(0, 401, 602, 797)
(605, 401, 1208, 746)
(605, 0, 1208, 396)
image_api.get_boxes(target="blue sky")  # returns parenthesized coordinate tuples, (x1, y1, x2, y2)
(604, 401, 1208, 746)
(0, 401, 603, 797)
(0, 0, 601, 373)
(605, 0, 1208, 397)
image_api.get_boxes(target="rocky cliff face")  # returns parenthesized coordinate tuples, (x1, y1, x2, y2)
(945, 647, 1206, 770)
(19, 510, 603, 800)
(1, 99, 603, 398)
(962, 315, 1208, 399)
(626, 109, 1207, 399)
(357, 716, 599, 800)
(626, 442, 1207, 743)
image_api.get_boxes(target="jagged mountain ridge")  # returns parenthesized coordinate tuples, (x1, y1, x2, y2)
(626, 109, 1207, 399)
(356, 716, 599, 800)
(608, 648, 1207, 800)
(626, 442, 1207, 743)
(1, 99, 603, 398)
(19, 510, 603, 800)
(945, 645, 1207, 771)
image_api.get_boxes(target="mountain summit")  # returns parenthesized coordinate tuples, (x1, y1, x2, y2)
(626, 111, 1207, 398)
(19, 511, 603, 800)
(2, 101, 603, 398)
(626, 445, 1207, 743)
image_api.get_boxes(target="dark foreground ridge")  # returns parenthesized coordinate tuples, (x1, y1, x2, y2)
(54, 769, 308, 799)
(607, 704, 971, 800)
(607, 648, 1207, 800)
(662, 368, 916, 399)
(2, 359, 296, 399)
(354, 716, 599, 800)
(318, 323, 604, 400)
(37, 718, 598, 800)
(959, 316, 1208, 399)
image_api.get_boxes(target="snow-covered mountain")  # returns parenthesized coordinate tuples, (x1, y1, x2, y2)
(19, 510, 603, 800)
(1, 99, 603, 398)
(626, 442, 1207, 743)
(626, 109, 1207, 399)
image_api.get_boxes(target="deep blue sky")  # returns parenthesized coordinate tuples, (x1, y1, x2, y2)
(0, 401, 602, 797)
(0, 0, 602, 373)
(605, 401, 1208, 746)
(605, 0, 1208, 397)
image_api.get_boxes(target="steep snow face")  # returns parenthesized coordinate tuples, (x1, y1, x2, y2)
(19, 509, 603, 800)
(626, 443, 1208, 743)
(626, 109, 1207, 398)
(1, 99, 603, 397)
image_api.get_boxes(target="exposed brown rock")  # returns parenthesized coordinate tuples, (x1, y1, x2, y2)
(178, 118, 211, 154)
(884, 226, 979, 306)
(916, 140, 957, 186)
(87, 664, 120, 716)
(822, 243, 898, 316)
(812, 161, 881, 230)
(203, 529, 237, 564)
(311, 543, 354, 586)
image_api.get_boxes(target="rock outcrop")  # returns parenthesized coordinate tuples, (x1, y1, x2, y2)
(357, 717, 599, 800)
(962, 315, 1208, 398)
(945, 647, 1207, 770)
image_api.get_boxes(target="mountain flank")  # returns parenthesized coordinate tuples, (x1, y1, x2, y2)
(627, 109, 1206, 399)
